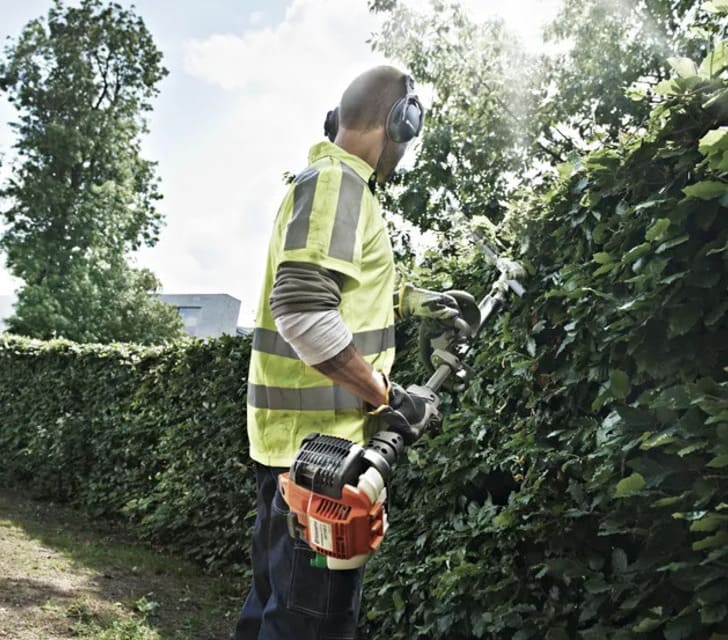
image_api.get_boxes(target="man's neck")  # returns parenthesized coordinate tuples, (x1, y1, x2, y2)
(334, 128, 382, 173)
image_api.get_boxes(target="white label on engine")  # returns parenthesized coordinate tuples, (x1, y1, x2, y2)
(310, 517, 334, 552)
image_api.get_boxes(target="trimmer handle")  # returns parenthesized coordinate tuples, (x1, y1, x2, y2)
(425, 363, 455, 394)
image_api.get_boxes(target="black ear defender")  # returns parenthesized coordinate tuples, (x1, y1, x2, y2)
(386, 75, 424, 143)
(324, 107, 339, 142)
(323, 74, 424, 144)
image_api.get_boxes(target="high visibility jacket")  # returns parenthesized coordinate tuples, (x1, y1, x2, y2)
(247, 141, 396, 467)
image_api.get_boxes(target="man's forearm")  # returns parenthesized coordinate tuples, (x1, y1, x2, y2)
(274, 310, 387, 409)
(312, 342, 387, 409)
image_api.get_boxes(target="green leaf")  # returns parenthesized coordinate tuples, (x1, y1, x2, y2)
(632, 617, 663, 633)
(699, 41, 728, 78)
(494, 511, 515, 528)
(612, 547, 628, 573)
(682, 181, 728, 200)
(690, 514, 728, 532)
(593, 263, 618, 276)
(656, 235, 690, 253)
(593, 252, 614, 264)
(668, 305, 701, 337)
(698, 127, 728, 156)
(705, 300, 728, 327)
(622, 242, 652, 263)
(615, 472, 645, 498)
(703, 0, 728, 13)
(640, 433, 676, 450)
(654, 496, 684, 507)
(678, 442, 708, 456)
(693, 530, 728, 551)
(701, 603, 728, 625)
(610, 369, 631, 400)
(645, 218, 671, 242)
(707, 453, 728, 468)
(654, 78, 682, 95)
(668, 57, 698, 78)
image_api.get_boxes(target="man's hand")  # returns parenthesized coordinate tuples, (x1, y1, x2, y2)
(395, 284, 470, 334)
(369, 380, 441, 444)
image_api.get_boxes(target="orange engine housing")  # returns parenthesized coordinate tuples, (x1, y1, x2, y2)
(278, 471, 385, 560)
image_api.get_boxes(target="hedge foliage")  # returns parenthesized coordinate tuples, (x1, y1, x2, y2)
(360, 42, 728, 640)
(0, 38, 727, 640)
(0, 334, 255, 573)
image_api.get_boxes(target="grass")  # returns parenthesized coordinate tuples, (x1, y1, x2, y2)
(0, 488, 248, 639)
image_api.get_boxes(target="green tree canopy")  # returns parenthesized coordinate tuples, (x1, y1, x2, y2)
(369, 0, 727, 234)
(0, 0, 184, 344)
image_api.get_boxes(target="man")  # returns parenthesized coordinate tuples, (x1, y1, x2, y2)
(234, 65, 466, 640)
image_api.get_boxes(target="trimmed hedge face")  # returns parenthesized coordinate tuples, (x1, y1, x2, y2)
(0, 334, 255, 573)
(1, 44, 727, 640)
(360, 48, 728, 639)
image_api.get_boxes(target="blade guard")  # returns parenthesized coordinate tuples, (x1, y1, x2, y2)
(279, 469, 387, 569)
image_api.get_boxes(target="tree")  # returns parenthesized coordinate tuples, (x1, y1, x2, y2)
(0, 0, 185, 344)
(539, 0, 725, 151)
(370, 2, 544, 231)
(368, 0, 726, 235)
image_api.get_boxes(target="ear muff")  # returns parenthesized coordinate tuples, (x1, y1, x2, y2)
(324, 75, 423, 144)
(324, 107, 339, 142)
(386, 75, 424, 143)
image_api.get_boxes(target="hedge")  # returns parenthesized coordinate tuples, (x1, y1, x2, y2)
(1, 40, 727, 640)
(360, 42, 728, 639)
(0, 334, 255, 573)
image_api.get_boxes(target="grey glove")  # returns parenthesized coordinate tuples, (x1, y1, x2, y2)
(395, 284, 469, 333)
(369, 379, 441, 445)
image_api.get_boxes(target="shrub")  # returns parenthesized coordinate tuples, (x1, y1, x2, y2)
(0, 334, 254, 573)
(360, 44, 728, 639)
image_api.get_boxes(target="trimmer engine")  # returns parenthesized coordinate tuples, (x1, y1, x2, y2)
(278, 429, 405, 569)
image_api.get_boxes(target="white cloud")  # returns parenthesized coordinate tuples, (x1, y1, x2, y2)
(134, 0, 391, 326)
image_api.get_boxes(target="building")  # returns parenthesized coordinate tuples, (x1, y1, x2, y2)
(155, 293, 243, 339)
(0, 293, 247, 340)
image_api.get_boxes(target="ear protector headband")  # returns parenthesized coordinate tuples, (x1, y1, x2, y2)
(324, 75, 424, 144)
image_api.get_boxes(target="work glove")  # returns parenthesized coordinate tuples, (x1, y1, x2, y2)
(395, 284, 470, 334)
(368, 374, 442, 445)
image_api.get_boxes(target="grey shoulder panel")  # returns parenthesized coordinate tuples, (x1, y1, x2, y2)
(329, 162, 365, 262)
(284, 166, 319, 251)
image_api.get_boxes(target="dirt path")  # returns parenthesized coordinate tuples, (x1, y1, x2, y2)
(0, 489, 247, 640)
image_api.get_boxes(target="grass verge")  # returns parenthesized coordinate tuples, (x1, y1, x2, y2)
(0, 488, 247, 639)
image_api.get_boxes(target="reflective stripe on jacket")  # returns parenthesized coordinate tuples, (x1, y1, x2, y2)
(247, 141, 396, 467)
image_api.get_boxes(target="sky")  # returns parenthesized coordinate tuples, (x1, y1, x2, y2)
(0, 0, 562, 327)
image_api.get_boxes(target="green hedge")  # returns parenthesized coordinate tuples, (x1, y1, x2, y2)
(0, 334, 254, 573)
(360, 47, 728, 639)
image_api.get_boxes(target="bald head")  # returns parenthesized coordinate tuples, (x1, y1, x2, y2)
(339, 65, 408, 133)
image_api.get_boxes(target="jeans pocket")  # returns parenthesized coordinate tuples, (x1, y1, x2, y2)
(271, 485, 289, 515)
(287, 541, 363, 622)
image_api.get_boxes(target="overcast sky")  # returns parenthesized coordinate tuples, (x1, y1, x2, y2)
(0, 0, 562, 327)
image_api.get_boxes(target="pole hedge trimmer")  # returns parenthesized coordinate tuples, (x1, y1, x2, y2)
(278, 234, 526, 569)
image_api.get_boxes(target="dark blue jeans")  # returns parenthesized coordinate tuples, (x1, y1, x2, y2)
(233, 462, 365, 640)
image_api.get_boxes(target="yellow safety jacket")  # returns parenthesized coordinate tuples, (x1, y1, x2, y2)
(247, 141, 395, 467)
